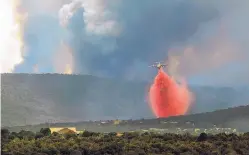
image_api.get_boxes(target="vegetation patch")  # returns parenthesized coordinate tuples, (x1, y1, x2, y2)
(2, 128, 249, 155)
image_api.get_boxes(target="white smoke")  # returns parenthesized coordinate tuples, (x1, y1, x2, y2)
(0, 0, 26, 73)
(59, 0, 82, 26)
(21, 0, 70, 16)
(59, 0, 121, 37)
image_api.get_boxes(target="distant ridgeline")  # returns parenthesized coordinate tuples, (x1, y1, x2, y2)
(1, 73, 249, 127)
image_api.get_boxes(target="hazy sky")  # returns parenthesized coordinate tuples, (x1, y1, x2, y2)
(10, 0, 249, 86)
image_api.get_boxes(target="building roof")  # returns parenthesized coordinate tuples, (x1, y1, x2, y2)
(50, 127, 77, 133)
(57, 128, 76, 134)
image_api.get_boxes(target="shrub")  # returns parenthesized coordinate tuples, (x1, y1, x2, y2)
(40, 128, 51, 136)
(35, 132, 44, 139)
(2, 128, 249, 155)
(197, 133, 208, 142)
(81, 130, 98, 137)
(1, 129, 10, 139)
(17, 130, 35, 140)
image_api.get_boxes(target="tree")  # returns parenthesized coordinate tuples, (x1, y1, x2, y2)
(1, 128, 10, 150)
(9, 132, 18, 140)
(40, 128, 51, 136)
(70, 150, 82, 155)
(81, 131, 97, 137)
(52, 132, 59, 136)
(197, 133, 208, 142)
(17, 130, 35, 140)
(1, 129, 10, 140)
(35, 132, 44, 139)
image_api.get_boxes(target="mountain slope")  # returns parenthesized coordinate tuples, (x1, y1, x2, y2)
(5, 105, 249, 133)
(1, 73, 249, 127)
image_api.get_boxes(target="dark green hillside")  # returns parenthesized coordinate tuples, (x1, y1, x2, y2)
(1, 73, 249, 127)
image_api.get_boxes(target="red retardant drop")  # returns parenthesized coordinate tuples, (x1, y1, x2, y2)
(149, 68, 192, 118)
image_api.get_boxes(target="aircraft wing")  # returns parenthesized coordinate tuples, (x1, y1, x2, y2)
(148, 65, 156, 67)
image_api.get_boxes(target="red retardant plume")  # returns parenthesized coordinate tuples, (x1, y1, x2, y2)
(149, 68, 192, 118)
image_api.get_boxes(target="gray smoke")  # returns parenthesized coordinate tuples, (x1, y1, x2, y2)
(18, 0, 249, 86)
(57, 0, 249, 86)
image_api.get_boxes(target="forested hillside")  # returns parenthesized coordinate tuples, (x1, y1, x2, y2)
(1, 73, 249, 127)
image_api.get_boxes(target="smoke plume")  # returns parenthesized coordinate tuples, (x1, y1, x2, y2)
(33, 64, 39, 73)
(4, 0, 249, 86)
(58, 0, 248, 86)
(0, 0, 27, 73)
(53, 41, 74, 74)
(21, 0, 69, 16)
(59, 0, 121, 36)
(166, 1, 249, 86)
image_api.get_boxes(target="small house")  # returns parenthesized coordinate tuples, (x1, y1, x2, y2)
(50, 127, 78, 134)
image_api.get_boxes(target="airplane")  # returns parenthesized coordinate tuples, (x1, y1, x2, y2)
(148, 61, 167, 69)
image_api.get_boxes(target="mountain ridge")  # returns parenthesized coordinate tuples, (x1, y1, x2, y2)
(1, 73, 249, 127)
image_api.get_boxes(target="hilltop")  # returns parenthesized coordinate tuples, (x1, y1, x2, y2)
(1, 73, 249, 127)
